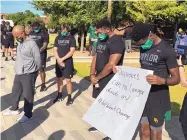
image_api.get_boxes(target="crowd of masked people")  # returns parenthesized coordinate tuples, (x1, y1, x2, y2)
(1, 19, 187, 140)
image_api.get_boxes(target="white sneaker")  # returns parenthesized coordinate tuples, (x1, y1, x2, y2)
(17, 115, 32, 123)
(2, 109, 20, 116)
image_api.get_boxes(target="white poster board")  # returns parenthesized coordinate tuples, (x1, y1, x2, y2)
(83, 66, 153, 140)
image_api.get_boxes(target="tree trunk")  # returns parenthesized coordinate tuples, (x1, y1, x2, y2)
(80, 29, 85, 52)
(107, 0, 113, 22)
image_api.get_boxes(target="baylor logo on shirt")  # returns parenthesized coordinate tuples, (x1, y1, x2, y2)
(29, 35, 42, 41)
(97, 44, 107, 53)
(140, 53, 159, 66)
(58, 40, 70, 46)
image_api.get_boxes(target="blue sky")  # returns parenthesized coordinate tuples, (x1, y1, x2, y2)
(1, 0, 43, 16)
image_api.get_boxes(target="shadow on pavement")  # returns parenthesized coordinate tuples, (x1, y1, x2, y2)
(48, 130, 65, 140)
(1, 106, 49, 140)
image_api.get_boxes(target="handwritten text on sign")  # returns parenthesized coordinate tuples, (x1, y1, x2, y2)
(83, 66, 153, 140)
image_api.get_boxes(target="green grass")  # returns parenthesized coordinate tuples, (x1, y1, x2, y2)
(49, 34, 57, 46)
(74, 62, 187, 116)
(48, 34, 90, 50)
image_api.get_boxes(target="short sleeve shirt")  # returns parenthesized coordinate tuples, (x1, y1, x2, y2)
(96, 35, 125, 73)
(54, 34, 76, 64)
(29, 30, 49, 52)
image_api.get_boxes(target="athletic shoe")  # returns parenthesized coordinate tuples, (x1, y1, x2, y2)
(2, 53, 5, 57)
(40, 84, 47, 92)
(88, 127, 98, 132)
(5, 57, 8, 61)
(66, 96, 73, 106)
(102, 137, 112, 140)
(53, 94, 64, 103)
(17, 115, 32, 123)
(11, 57, 15, 61)
(3, 109, 20, 116)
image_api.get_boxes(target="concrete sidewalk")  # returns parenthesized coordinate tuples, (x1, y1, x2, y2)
(0, 55, 185, 140)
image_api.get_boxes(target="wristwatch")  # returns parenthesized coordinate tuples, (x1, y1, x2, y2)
(178, 65, 184, 67)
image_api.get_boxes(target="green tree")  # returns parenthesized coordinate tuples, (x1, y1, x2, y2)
(126, 1, 187, 23)
(6, 10, 42, 25)
(32, 1, 108, 51)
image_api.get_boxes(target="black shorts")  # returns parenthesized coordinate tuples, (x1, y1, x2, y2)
(141, 86, 170, 128)
(55, 62, 74, 79)
(4, 40, 14, 48)
(40, 52, 47, 69)
(180, 93, 187, 125)
(92, 73, 114, 99)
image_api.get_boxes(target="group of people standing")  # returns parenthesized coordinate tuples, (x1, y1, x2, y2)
(1, 21, 15, 61)
(1, 19, 187, 140)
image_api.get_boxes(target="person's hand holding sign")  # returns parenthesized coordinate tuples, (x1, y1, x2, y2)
(146, 75, 165, 85)
(113, 66, 118, 73)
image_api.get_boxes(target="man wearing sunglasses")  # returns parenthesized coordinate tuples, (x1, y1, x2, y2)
(130, 23, 180, 140)
(2, 25, 41, 123)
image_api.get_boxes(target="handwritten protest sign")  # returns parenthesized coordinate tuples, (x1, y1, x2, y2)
(83, 66, 153, 140)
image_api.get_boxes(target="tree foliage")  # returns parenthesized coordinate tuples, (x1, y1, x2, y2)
(6, 10, 42, 25)
(32, 1, 107, 28)
(126, 1, 187, 23)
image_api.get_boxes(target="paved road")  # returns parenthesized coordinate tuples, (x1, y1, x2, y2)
(0, 55, 185, 140)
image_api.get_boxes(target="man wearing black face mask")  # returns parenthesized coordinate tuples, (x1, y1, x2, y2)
(88, 19, 125, 140)
(2, 25, 41, 123)
(29, 22, 49, 92)
(130, 23, 180, 140)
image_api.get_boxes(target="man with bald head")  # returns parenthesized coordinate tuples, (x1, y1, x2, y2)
(3, 25, 41, 123)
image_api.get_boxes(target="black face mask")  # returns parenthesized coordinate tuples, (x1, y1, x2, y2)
(16, 37, 24, 43)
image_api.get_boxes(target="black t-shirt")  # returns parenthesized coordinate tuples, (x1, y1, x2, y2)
(29, 30, 49, 52)
(1, 24, 6, 36)
(140, 40, 178, 90)
(5, 26, 14, 40)
(54, 34, 76, 64)
(96, 35, 125, 73)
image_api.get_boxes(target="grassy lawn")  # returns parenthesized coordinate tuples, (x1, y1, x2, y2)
(74, 62, 187, 116)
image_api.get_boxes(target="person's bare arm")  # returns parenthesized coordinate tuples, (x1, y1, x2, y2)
(90, 56, 96, 75)
(179, 66, 187, 87)
(177, 56, 187, 87)
(90, 55, 98, 84)
(61, 47, 75, 62)
(146, 67, 180, 86)
(40, 42, 48, 53)
(53, 47, 60, 60)
(96, 54, 122, 81)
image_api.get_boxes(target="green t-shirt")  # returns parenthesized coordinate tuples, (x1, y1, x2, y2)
(89, 25, 97, 39)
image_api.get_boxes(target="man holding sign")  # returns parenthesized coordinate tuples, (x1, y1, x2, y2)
(130, 23, 180, 140)
(89, 19, 125, 140)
